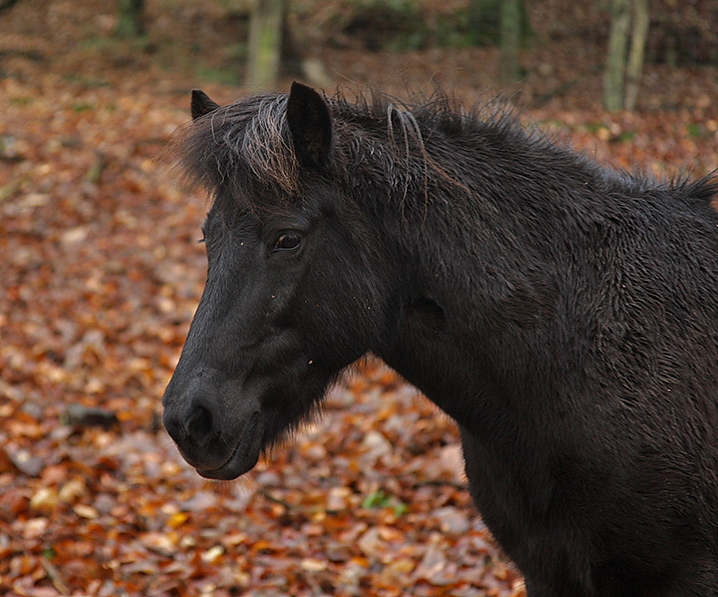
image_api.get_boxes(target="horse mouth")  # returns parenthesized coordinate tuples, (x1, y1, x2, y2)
(197, 411, 263, 480)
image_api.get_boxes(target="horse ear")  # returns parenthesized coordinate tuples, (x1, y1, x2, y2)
(286, 81, 332, 169)
(191, 89, 220, 120)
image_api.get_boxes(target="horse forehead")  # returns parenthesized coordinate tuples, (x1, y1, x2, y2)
(211, 187, 316, 230)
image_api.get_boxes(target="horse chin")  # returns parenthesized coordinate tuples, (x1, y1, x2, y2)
(196, 412, 264, 481)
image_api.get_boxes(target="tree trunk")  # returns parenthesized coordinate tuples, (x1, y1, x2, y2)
(604, 0, 631, 111)
(117, 0, 145, 38)
(247, 0, 287, 91)
(624, 0, 649, 111)
(499, 0, 521, 83)
(468, 0, 500, 46)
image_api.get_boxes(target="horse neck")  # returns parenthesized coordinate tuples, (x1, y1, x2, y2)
(370, 143, 600, 424)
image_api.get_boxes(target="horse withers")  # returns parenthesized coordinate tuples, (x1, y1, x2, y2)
(162, 82, 718, 596)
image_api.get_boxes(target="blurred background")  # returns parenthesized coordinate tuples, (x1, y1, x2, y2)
(1, 0, 717, 595)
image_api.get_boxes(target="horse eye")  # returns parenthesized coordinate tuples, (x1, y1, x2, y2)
(274, 231, 302, 252)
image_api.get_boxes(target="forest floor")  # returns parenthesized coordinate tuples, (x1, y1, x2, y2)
(1, 0, 718, 596)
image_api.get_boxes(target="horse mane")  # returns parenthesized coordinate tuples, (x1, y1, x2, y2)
(170, 88, 718, 216)
(170, 89, 520, 201)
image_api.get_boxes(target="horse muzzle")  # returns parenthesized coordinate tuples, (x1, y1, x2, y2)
(162, 373, 265, 480)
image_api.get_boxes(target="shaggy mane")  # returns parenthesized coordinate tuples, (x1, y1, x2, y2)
(169, 88, 718, 215)
(170, 90, 520, 200)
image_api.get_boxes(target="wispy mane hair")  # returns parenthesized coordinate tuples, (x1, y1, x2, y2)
(170, 88, 718, 223)
(169, 89, 520, 207)
(172, 93, 299, 199)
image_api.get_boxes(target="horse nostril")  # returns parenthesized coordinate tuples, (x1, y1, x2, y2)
(186, 402, 214, 445)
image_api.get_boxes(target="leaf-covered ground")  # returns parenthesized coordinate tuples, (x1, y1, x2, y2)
(2, 1, 718, 596)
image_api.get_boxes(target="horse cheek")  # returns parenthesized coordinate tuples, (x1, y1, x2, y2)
(292, 271, 369, 368)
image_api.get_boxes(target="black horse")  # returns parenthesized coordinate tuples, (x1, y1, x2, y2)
(163, 82, 718, 596)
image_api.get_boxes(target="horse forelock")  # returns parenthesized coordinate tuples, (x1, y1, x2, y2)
(174, 93, 301, 204)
